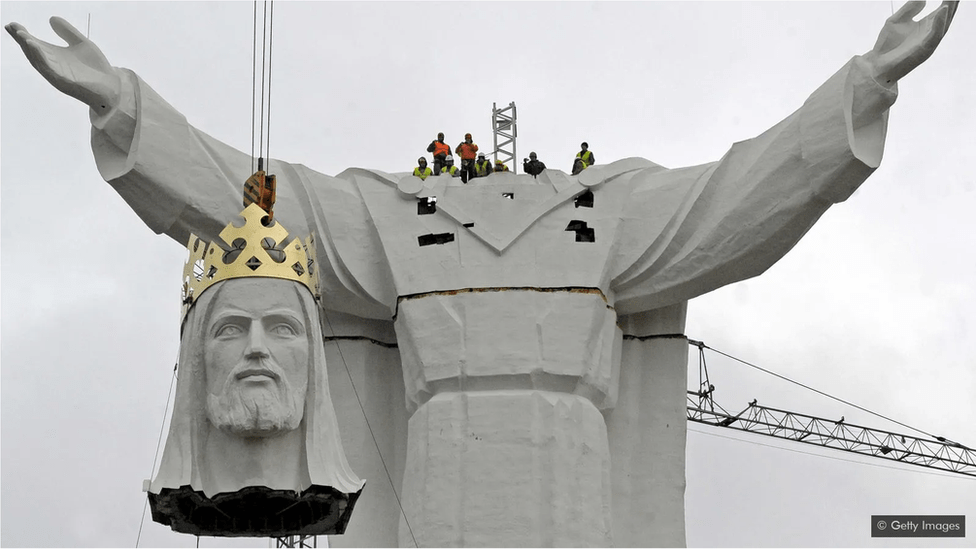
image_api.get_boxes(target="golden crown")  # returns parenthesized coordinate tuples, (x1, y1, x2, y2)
(180, 204, 317, 323)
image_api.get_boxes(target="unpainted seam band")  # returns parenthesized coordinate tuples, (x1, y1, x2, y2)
(621, 333, 688, 341)
(394, 286, 611, 320)
(323, 335, 398, 349)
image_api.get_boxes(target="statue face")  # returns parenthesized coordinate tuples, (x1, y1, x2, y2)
(204, 278, 310, 437)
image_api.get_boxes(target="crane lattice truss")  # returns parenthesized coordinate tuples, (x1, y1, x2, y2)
(276, 534, 316, 547)
(491, 102, 517, 173)
(687, 391, 976, 477)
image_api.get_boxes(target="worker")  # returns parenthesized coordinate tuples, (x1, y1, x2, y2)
(441, 155, 460, 177)
(576, 142, 595, 169)
(426, 132, 451, 175)
(571, 157, 586, 175)
(413, 157, 432, 180)
(494, 159, 510, 173)
(455, 133, 479, 183)
(473, 152, 493, 179)
(523, 152, 546, 177)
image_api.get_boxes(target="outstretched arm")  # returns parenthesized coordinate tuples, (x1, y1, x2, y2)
(5, 16, 251, 245)
(612, 2, 960, 313)
(5, 15, 399, 321)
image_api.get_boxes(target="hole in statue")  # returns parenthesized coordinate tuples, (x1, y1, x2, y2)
(418, 196, 437, 215)
(575, 190, 594, 208)
(418, 233, 455, 246)
(502, 192, 514, 200)
(565, 220, 595, 243)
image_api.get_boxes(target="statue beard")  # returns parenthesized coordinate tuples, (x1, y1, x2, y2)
(206, 358, 307, 437)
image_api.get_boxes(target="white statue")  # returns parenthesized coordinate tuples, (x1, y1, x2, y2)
(5, 2, 958, 546)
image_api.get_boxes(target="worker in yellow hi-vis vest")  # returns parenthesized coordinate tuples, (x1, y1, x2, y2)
(413, 157, 432, 180)
(441, 155, 460, 177)
(573, 141, 595, 175)
(473, 152, 493, 179)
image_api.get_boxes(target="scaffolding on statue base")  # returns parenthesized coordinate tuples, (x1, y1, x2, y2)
(492, 102, 517, 173)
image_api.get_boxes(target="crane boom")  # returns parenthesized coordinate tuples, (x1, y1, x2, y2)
(687, 391, 976, 477)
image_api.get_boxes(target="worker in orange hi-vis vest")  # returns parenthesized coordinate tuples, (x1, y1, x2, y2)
(455, 133, 479, 183)
(427, 132, 451, 175)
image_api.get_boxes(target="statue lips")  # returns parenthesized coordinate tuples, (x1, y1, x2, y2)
(234, 364, 281, 384)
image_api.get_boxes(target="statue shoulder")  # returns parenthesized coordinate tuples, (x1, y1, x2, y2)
(577, 157, 668, 189)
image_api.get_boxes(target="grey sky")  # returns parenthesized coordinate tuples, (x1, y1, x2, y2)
(2, 1, 974, 547)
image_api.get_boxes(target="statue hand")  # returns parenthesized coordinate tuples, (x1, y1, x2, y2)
(5, 16, 121, 114)
(865, 1, 958, 86)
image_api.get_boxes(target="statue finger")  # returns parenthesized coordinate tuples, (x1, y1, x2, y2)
(940, 1, 958, 31)
(5, 22, 28, 41)
(890, 1, 926, 23)
(6, 23, 41, 50)
(49, 15, 86, 46)
(919, 5, 951, 53)
(9, 25, 60, 63)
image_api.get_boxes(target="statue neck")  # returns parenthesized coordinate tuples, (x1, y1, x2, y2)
(202, 423, 305, 494)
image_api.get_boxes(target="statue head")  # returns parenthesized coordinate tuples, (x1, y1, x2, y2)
(149, 207, 362, 537)
(203, 277, 310, 437)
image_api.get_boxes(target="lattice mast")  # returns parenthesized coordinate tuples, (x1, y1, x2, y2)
(492, 102, 517, 173)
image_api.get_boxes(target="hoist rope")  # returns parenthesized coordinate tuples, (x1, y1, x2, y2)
(258, 0, 268, 162)
(266, 1, 274, 166)
(135, 360, 179, 547)
(320, 309, 420, 548)
(251, 0, 275, 168)
(251, 1, 257, 173)
(698, 342, 962, 446)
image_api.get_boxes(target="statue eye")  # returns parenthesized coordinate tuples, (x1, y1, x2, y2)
(215, 324, 244, 338)
(271, 324, 297, 336)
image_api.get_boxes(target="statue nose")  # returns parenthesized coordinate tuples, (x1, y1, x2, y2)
(245, 321, 270, 358)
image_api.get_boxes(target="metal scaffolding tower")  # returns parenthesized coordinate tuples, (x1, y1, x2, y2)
(492, 102, 517, 173)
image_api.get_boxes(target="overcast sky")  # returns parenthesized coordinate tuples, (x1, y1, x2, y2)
(2, 1, 974, 547)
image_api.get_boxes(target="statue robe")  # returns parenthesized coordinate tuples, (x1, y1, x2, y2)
(89, 55, 895, 547)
